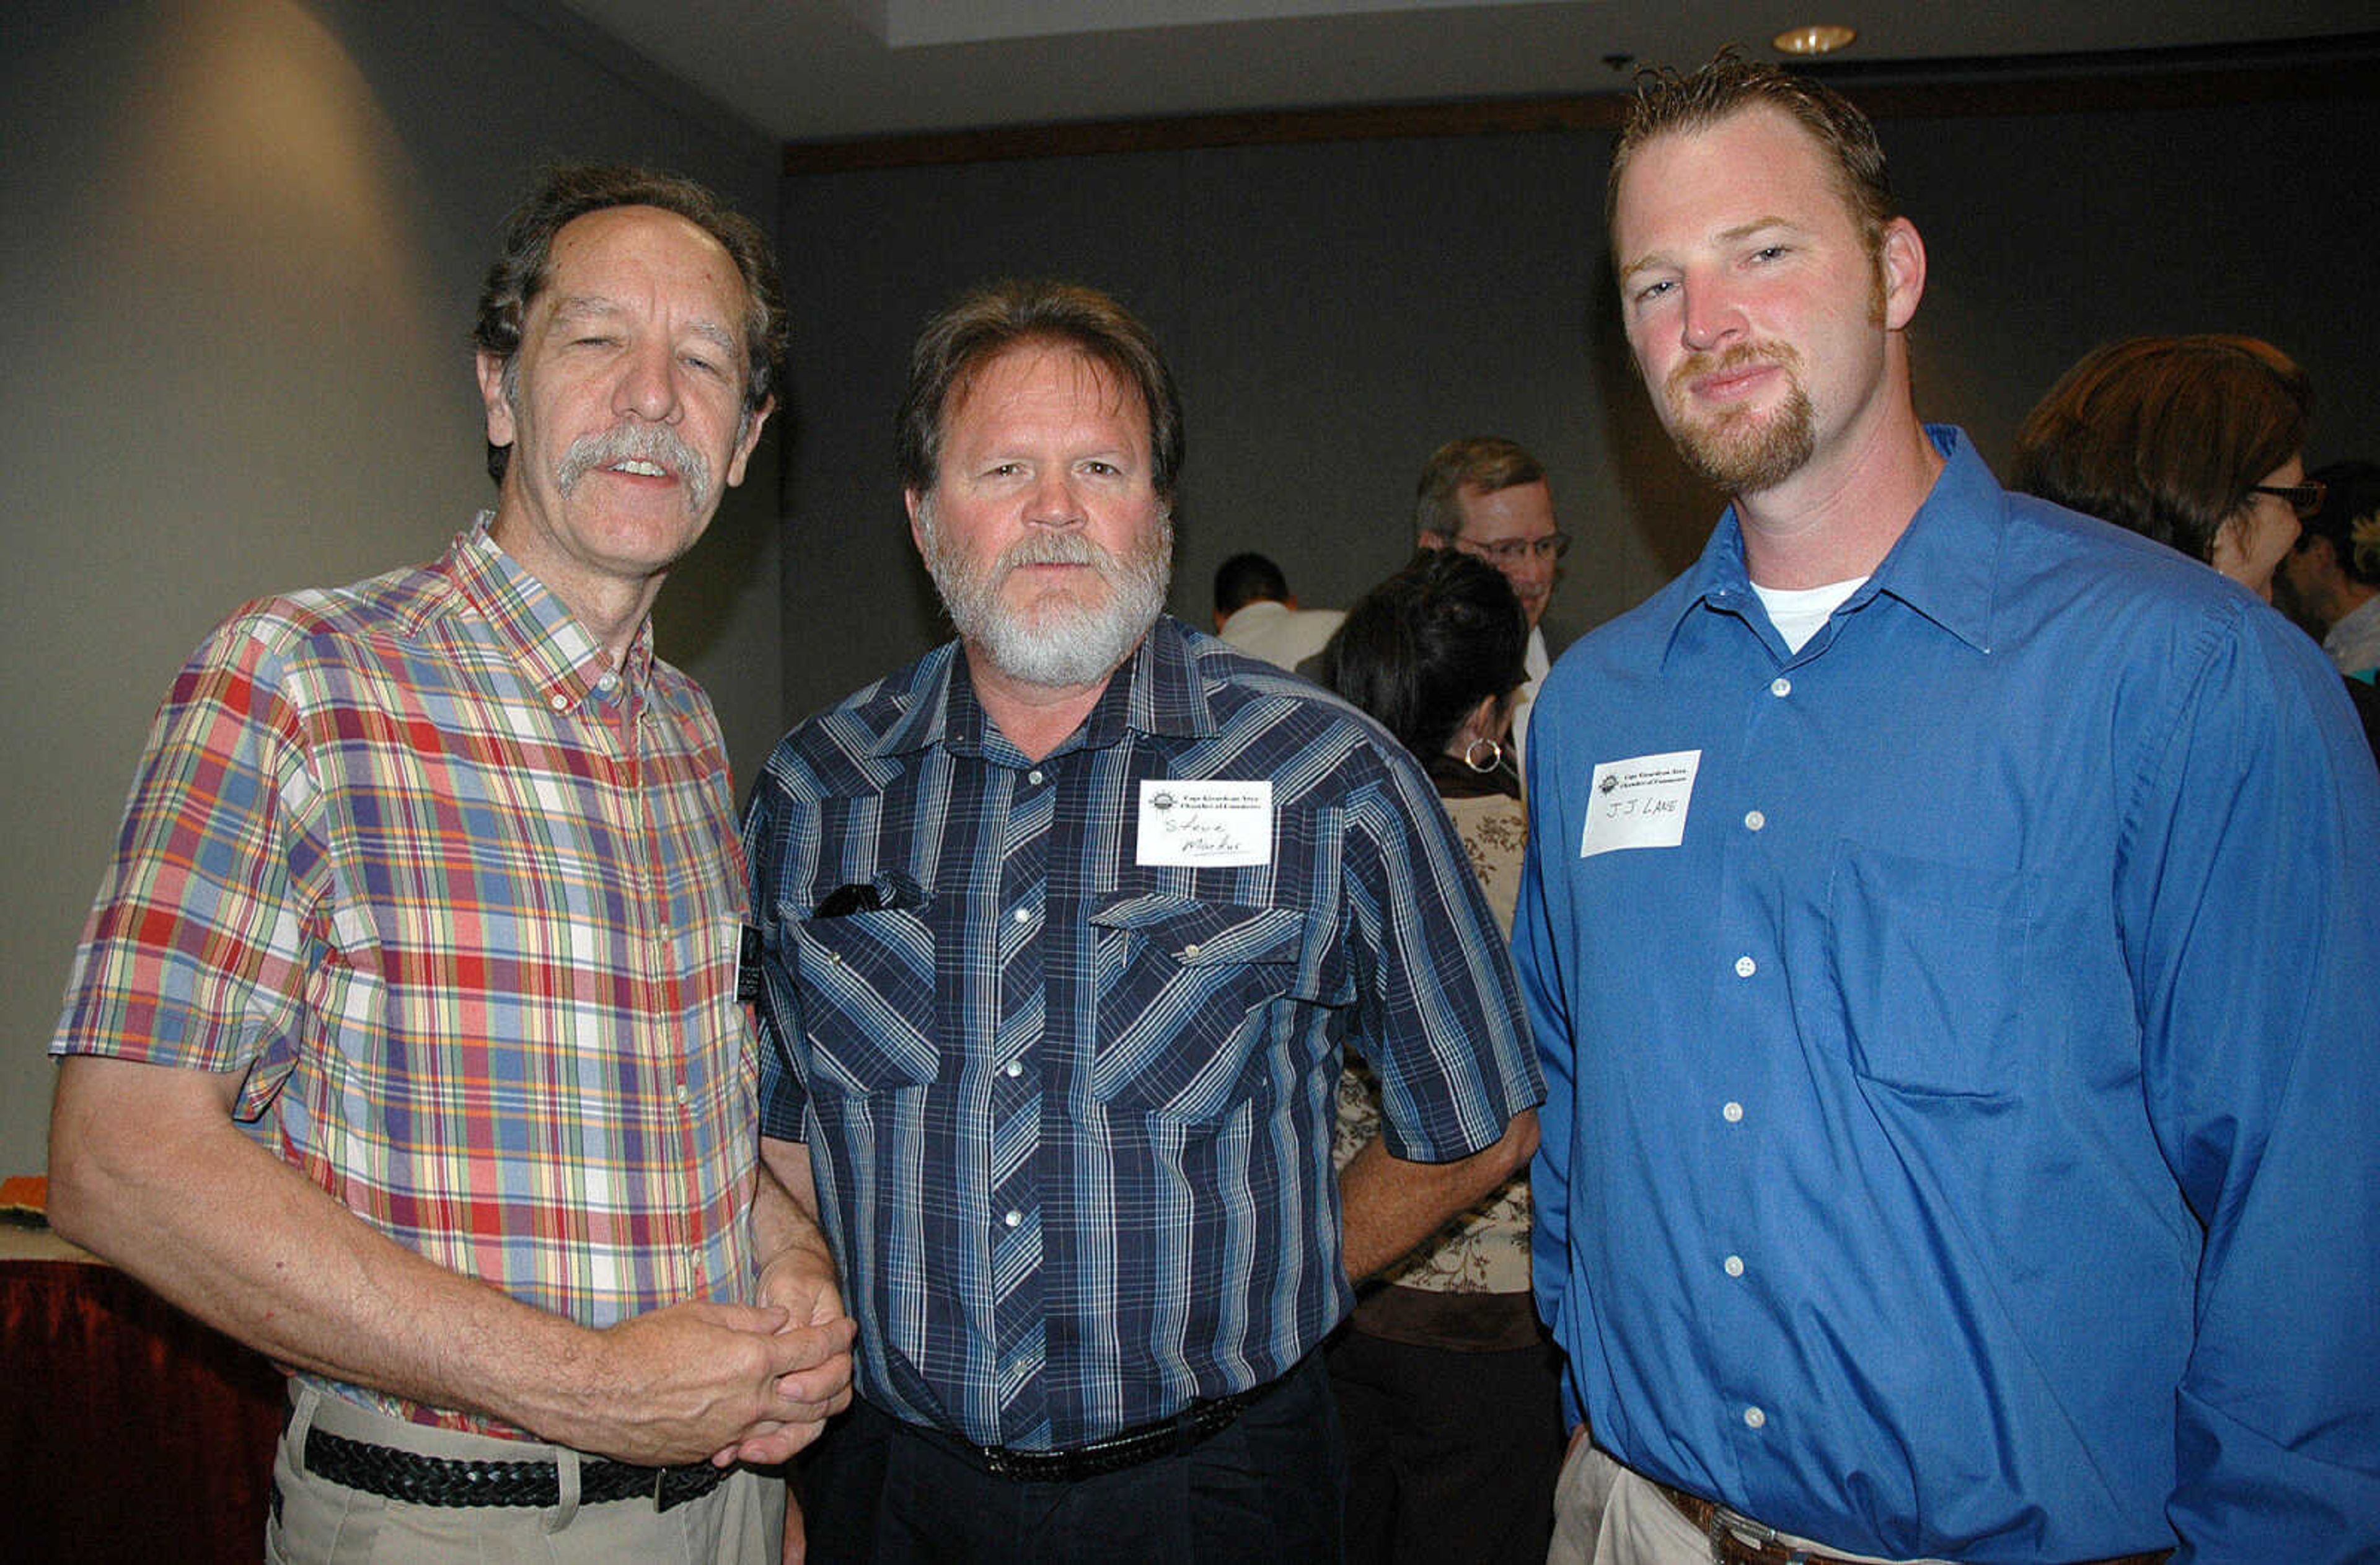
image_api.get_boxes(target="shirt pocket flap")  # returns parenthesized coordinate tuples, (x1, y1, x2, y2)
(1086, 895, 1305, 967)
(786, 901, 939, 1093)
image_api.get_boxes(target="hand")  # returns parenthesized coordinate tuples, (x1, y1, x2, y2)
(541, 1298, 843, 1466)
(716, 1243, 857, 1466)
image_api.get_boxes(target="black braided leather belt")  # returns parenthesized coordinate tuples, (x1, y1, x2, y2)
(304, 1426, 730, 1512)
(925, 1370, 1290, 1484)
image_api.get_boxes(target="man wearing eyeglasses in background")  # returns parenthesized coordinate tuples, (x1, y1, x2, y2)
(1413, 437, 1575, 769)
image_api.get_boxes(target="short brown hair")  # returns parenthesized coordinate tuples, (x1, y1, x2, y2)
(1606, 54, 1895, 253)
(1414, 436, 1546, 543)
(2011, 335, 2311, 566)
(473, 164, 785, 485)
(897, 280, 1184, 505)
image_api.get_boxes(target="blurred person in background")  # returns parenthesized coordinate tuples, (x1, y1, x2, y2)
(2016, 335, 2380, 760)
(2278, 458, 2380, 681)
(1324, 548, 1565, 1564)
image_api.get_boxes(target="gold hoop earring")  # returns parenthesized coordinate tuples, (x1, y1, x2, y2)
(1464, 737, 1503, 774)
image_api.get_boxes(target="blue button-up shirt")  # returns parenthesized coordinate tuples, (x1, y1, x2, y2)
(749, 615, 1540, 1450)
(1516, 430, 2380, 1562)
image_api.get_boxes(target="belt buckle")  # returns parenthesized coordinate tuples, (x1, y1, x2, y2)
(1709, 1501, 1811, 1565)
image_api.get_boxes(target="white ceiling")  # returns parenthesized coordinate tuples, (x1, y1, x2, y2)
(549, 0, 2375, 144)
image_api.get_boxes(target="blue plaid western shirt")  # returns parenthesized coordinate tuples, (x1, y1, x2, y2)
(746, 616, 1541, 1450)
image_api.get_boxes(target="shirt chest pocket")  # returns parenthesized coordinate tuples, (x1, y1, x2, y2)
(1085, 895, 1320, 1121)
(1821, 848, 2035, 1098)
(786, 904, 939, 1095)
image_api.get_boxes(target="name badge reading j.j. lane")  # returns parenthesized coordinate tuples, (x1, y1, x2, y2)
(1580, 749, 1701, 858)
(1137, 780, 1274, 867)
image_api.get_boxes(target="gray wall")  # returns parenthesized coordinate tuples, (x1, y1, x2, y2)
(7, 14, 2373, 1184)
(774, 90, 2380, 720)
(1, 0, 782, 1175)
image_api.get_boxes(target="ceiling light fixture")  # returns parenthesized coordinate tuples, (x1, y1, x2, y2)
(1772, 23, 1857, 56)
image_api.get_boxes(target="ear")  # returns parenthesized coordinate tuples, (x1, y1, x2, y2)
(905, 488, 930, 558)
(1453, 692, 1499, 746)
(476, 350, 516, 450)
(1479, 691, 1516, 744)
(2208, 511, 2252, 579)
(724, 396, 774, 489)
(1879, 216, 1926, 332)
(1417, 531, 1451, 552)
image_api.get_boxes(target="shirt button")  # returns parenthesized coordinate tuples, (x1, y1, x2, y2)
(1004, 1059, 1024, 1078)
(1734, 956, 1757, 978)
(674, 1083, 690, 1106)
(549, 694, 570, 712)
(1744, 1406, 1767, 1430)
(1770, 677, 1792, 698)
(1013, 908, 1030, 924)
(1743, 809, 1766, 832)
(1028, 769, 1044, 785)
(597, 671, 619, 691)
(1002, 1209, 1023, 1228)
(1181, 943, 1202, 959)
(1722, 1101, 1744, 1123)
(1724, 1254, 1745, 1277)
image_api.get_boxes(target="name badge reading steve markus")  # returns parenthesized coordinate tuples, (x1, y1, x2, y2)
(1580, 750, 1701, 858)
(1137, 780, 1274, 867)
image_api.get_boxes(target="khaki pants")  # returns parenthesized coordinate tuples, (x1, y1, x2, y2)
(1546, 1438, 1950, 1565)
(267, 1381, 780, 1563)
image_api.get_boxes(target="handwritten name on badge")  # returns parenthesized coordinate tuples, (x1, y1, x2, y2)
(1137, 780, 1274, 867)
(1579, 750, 1701, 858)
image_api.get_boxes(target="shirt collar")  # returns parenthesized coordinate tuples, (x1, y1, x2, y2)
(873, 614, 1214, 761)
(444, 513, 645, 710)
(1665, 425, 2001, 664)
(1221, 600, 1290, 632)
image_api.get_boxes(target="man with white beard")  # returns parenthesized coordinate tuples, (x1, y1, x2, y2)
(743, 279, 1543, 1562)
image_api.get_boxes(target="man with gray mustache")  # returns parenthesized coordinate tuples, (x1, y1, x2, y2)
(48, 164, 853, 1563)
(743, 278, 1543, 1561)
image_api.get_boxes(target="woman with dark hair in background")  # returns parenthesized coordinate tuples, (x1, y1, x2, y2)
(2012, 333, 2313, 602)
(1322, 549, 1564, 1564)
(2012, 333, 2380, 758)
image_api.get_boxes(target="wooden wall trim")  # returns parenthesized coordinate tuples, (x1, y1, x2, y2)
(783, 33, 2380, 175)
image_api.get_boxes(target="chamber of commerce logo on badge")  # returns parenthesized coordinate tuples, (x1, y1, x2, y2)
(1152, 791, 1176, 811)
(1598, 774, 1618, 793)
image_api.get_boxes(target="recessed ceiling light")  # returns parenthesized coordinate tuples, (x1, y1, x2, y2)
(1773, 24, 1857, 56)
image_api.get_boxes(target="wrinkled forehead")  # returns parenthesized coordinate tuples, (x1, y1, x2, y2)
(1456, 479, 1556, 540)
(945, 337, 1150, 435)
(536, 205, 755, 342)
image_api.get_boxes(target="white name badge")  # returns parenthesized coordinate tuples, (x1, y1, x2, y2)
(1580, 749, 1701, 858)
(1137, 780, 1274, 867)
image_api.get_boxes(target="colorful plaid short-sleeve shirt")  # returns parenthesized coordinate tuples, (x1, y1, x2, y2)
(52, 518, 759, 1436)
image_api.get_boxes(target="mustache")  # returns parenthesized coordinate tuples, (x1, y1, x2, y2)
(996, 531, 1111, 573)
(555, 423, 713, 506)
(1666, 340, 1802, 399)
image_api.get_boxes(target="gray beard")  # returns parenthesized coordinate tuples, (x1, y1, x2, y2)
(919, 499, 1173, 689)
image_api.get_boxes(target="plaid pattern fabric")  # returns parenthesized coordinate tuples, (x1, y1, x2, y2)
(746, 615, 1541, 1450)
(53, 518, 759, 1436)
